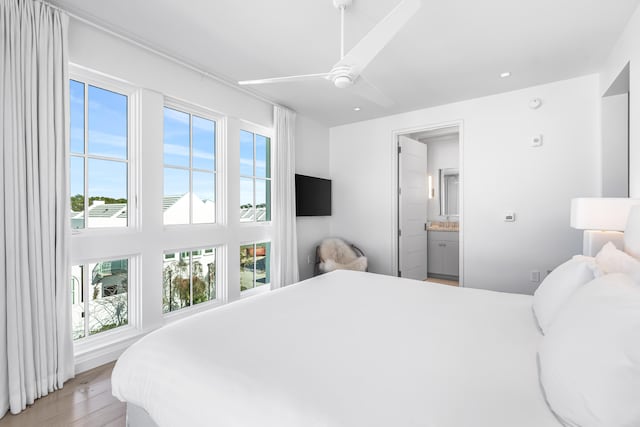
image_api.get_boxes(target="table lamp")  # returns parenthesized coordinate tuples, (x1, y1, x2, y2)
(570, 198, 640, 256)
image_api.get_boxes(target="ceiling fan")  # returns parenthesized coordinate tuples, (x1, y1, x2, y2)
(238, 0, 422, 107)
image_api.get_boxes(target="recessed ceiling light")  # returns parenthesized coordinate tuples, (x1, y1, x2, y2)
(353, 107, 361, 111)
(500, 72, 511, 78)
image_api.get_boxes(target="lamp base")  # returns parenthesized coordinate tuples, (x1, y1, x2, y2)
(583, 230, 624, 256)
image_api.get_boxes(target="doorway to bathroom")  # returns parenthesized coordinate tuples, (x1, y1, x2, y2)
(395, 123, 462, 285)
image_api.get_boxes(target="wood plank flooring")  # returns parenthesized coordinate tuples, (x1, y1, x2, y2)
(426, 276, 459, 286)
(0, 362, 125, 427)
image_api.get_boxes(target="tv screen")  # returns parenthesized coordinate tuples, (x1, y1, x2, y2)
(295, 174, 331, 216)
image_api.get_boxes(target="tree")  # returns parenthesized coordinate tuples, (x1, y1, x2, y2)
(71, 194, 84, 212)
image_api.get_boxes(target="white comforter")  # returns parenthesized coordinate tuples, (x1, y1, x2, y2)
(112, 270, 560, 427)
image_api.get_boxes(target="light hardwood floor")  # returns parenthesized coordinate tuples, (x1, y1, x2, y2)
(426, 277, 459, 286)
(0, 362, 124, 427)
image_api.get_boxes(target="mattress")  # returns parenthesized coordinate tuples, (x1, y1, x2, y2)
(111, 270, 560, 427)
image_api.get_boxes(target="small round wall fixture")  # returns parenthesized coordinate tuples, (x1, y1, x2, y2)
(529, 98, 543, 109)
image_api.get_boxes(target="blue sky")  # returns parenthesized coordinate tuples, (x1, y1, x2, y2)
(163, 108, 216, 201)
(70, 80, 128, 200)
(240, 130, 270, 210)
(163, 108, 215, 170)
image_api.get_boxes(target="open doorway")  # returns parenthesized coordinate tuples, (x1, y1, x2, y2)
(396, 124, 462, 286)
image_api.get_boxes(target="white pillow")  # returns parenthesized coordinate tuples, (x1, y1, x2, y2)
(538, 273, 640, 427)
(532, 256, 597, 334)
(595, 241, 640, 281)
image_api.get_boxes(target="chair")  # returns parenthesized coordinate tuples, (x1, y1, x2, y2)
(314, 238, 367, 276)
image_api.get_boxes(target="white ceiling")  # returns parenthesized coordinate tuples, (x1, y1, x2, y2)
(50, 0, 639, 126)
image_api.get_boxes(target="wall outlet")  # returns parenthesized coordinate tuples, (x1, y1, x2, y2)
(530, 270, 541, 282)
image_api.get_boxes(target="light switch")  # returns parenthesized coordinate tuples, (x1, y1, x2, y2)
(504, 212, 516, 222)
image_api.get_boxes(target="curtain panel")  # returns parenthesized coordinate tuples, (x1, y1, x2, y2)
(272, 105, 300, 288)
(1, 0, 73, 417)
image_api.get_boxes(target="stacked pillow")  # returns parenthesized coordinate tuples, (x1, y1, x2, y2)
(534, 237, 640, 427)
(532, 255, 600, 334)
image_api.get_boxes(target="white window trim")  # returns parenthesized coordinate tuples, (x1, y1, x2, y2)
(239, 120, 274, 226)
(163, 98, 225, 228)
(72, 253, 142, 354)
(161, 244, 223, 317)
(239, 239, 272, 296)
(67, 65, 281, 374)
(69, 65, 144, 352)
(69, 64, 141, 235)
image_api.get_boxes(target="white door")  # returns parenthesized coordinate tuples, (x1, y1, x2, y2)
(398, 135, 428, 280)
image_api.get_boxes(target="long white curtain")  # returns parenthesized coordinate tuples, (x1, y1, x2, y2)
(1, 0, 73, 417)
(272, 105, 300, 288)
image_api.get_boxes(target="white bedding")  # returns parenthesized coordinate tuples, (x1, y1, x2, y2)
(112, 270, 560, 427)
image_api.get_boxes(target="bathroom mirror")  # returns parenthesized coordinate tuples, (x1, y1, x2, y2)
(439, 168, 459, 216)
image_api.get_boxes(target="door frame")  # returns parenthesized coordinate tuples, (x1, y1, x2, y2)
(391, 120, 465, 286)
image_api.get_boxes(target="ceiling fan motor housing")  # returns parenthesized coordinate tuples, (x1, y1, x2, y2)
(334, 75, 353, 88)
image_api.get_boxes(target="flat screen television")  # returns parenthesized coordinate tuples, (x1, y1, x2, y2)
(295, 174, 331, 216)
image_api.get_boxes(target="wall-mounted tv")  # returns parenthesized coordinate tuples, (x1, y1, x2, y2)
(295, 174, 331, 216)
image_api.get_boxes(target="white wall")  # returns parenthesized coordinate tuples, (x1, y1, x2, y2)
(295, 115, 331, 280)
(330, 75, 600, 294)
(426, 136, 459, 220)
(601, 93, 629, 196)
(600, 5, 640, 197)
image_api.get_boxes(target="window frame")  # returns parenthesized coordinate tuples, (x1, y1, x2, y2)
(163, 98, 223, 227)
(71, 255, 136, 340)
(69, 66, 140, 234)
(71, 253, 141, 354)
(239, 239, 272, 296)
(239, 122, 273, 225)
(162, 245, 221, 316)
(67, 64, 281, 369)
(69, 66, 143, 354)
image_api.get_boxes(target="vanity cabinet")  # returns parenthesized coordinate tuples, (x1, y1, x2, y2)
(427, 231, 459, 278)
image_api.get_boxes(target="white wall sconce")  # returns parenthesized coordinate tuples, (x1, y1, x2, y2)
(570, 198, 640, 256)
(427, 175, 434, 199)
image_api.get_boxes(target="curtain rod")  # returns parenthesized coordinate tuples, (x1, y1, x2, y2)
(35, 0, 279, 108)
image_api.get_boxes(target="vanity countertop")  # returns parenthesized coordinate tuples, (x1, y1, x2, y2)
(427, 221, 459, 232)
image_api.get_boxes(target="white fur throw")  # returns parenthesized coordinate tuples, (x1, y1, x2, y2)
(318, 238, 367, 273)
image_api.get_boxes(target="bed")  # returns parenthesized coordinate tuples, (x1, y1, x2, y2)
(111, 270, 561, 427)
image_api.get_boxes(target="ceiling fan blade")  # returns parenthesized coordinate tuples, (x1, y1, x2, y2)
(337, 0, 421, 74)
(238, 72, 331, 85)
(349, 76, 394, 107)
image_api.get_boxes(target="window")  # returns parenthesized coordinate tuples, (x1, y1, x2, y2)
(240, 130, 271, 222)
(70, 80, 128, 229)
(240, 242, 271, 291)
(71, 258, 129, 340)
(163, 248, 217, 313)
(163, 106, 217, 225)
(68, 66, 276, 362)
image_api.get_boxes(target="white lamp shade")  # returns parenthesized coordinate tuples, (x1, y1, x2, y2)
(570, 198, 640, 231)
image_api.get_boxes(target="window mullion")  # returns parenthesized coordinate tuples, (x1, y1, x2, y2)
(253, 134, 257, 222)
(83, 83, 89, 226)
(189, 114, 194, 225)
(189, 252, 193, 308)
(253, 244, 257, 288)
(83, 265, 89, 338)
